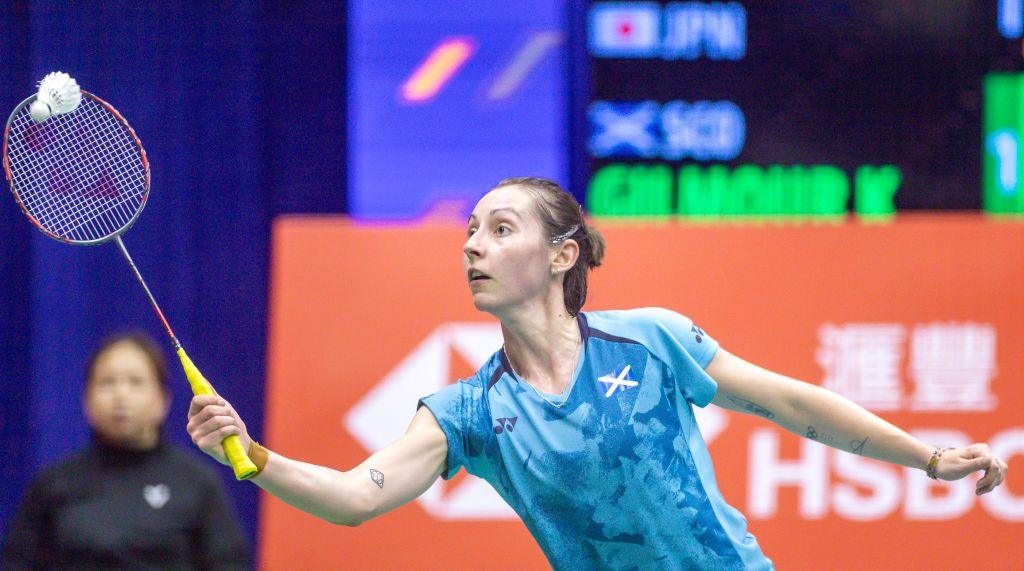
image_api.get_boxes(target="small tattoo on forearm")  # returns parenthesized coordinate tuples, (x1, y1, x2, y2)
(805, 426, 834, 443)
(369, 468, 384, 488)
(850, 437, 869, 455)
(728, 396, 775, 419)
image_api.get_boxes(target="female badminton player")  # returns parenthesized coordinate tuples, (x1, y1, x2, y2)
(187, 177, 1008, 569)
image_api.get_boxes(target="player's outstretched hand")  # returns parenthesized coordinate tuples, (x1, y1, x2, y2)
(935, 443, 1008, 495)
(186, 395, 253, 466)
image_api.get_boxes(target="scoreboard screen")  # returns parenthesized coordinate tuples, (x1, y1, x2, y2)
(574, 1, 1024, 217)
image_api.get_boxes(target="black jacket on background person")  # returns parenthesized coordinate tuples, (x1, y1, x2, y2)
(3, 437, 250, 570)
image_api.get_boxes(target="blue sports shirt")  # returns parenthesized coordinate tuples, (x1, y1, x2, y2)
(419, 308, 773, 570)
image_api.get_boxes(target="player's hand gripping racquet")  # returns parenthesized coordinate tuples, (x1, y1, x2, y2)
(2, 87, 258, 480)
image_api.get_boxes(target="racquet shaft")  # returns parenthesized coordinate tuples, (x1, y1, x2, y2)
(114, 235, 179, 347)
(113, 235, 257, 480)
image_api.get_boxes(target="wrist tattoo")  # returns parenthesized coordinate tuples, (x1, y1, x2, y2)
(369, 468, 384, 489)
(850, 437, 869, 455)
(728, 396, 775, 419)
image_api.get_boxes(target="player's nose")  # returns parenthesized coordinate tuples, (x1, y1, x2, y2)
(463, 234, 483, 260)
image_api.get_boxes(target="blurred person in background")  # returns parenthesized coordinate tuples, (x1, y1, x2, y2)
(188, 178, 1007, 569)
(4, 332, 249, 570)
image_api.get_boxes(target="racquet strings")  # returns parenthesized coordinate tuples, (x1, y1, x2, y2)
(5, 95, 147, 243)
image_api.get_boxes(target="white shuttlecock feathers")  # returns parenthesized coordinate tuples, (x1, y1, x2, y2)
(30, 71, 82, 122)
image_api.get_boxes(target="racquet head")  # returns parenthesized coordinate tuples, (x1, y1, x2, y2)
(3, 91, 150, 245)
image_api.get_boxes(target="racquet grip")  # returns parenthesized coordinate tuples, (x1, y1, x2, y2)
(176, 347, 259, 480)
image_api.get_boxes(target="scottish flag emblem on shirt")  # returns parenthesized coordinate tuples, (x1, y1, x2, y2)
(598, 364, 638, 397)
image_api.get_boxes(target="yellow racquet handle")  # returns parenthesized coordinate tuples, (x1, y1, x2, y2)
(177, 347, 259, 480)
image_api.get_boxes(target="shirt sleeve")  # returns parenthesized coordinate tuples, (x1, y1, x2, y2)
(634, 307, 720, 407)
(418, 379, 487, 480)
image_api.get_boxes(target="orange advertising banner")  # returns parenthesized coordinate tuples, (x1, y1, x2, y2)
(261, 215, 1023, 569)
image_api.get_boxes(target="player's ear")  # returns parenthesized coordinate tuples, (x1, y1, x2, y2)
(551, 239, 580, 275)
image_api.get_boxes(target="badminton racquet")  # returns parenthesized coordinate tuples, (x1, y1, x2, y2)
(2, 85, 257, 480)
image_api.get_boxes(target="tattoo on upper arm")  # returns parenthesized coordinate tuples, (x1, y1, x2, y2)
(805, 426, 835, 444)
(369, 468, 384, 489)
(727, 396, 775, 419)
(850, 437, 869, 455)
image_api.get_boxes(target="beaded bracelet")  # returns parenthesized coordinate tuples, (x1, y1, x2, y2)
(926, 447, 952, 480)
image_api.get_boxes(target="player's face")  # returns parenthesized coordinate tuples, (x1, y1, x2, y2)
(84, 341, 168, 449)
(464, 186, 554, 314)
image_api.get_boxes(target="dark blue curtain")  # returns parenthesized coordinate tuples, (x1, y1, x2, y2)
(0, 0, 35, 551)
(0, 1, 346, 557)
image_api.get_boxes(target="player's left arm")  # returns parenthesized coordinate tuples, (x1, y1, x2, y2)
(705, 347, 1008, 494)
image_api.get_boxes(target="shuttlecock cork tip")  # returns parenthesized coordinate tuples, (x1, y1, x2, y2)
(29, 99, 50, 122)
(36, 71, 82, 117)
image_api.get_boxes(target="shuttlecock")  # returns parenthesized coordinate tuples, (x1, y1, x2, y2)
(31, 71, 82, 122)
(29, 99, 50, 122)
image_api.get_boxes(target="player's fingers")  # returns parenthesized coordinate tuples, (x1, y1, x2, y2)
(192, 418, 237, 447)
(226, 404, 250, 436)
(188, 395, 219, 417)
(189, 418, 235, 451)
(193, 413, 237, 438)
(976, 469, 996, 492)
(186, 410, 220, 436)
(969, 454, 993, 471)
(993, 458, 1008, 487)
(978, 479, 1002, 495)
(975, 459, 1004, 494)
(977, 476, 999, 495)
(189, 404, 232, 426)
(964, 443, 991, 459)
(196, 425, 240, 450)
(222, 401, 241, 421)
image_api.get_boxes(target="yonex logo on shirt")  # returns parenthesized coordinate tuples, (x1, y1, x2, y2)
(494, 417, 518, 434)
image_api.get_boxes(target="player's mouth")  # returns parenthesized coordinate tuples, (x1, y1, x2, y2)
(468, 269, 491, 286)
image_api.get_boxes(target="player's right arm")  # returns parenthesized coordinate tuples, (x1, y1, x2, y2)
(187, 395, 447, 526)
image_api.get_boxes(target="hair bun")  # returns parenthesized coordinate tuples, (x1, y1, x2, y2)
(584, 225, 605, 268)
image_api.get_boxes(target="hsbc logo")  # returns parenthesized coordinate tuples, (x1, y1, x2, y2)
(344, 322, 728, 521)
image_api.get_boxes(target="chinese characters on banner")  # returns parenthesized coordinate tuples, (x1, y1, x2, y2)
(818, 323, 997, 412)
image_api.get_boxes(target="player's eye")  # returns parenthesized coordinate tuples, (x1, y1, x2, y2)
(495, 225, 511, 236)
(466, 227, 477, 237)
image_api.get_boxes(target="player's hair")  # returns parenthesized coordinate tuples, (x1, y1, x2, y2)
(85, 331, 169, 393)
(493, 177, 605, 316)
